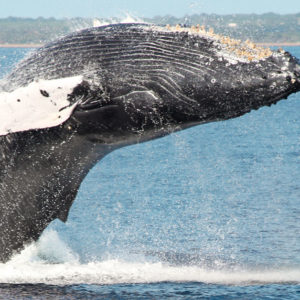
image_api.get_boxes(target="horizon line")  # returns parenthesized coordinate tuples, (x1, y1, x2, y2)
(0, 12, 300, 20)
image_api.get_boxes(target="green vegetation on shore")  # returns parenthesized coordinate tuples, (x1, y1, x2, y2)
(147, 13, 300, 43)
(0, 17, 88, 44)
(0, 13, 299, 45)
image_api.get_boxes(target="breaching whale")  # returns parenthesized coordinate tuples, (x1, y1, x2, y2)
(0, 23, 299, 262)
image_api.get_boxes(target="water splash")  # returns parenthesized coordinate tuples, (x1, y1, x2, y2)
(92, 14, 144, 28)
(0, 230, 299, 286)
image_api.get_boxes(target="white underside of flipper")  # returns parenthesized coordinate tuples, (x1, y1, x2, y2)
(0, 76, 83, 136)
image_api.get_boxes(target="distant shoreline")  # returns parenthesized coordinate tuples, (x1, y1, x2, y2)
(0, 44, 43, 48)
(1, 42, 300, 48)
(257, 43, 300, 47)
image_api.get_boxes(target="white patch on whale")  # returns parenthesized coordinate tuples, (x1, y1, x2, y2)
(0, 76, 83, 136)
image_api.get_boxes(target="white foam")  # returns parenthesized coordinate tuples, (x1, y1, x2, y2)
(93, 14, 143, 28)
(0, 230, 299, 286)
(1, 257, 299, 286)
(0, 76, 83, 136)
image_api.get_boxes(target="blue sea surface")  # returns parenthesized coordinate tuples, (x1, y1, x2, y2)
(0, 47, 299, 299)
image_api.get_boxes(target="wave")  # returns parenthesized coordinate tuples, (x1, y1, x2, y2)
(0, 230, 299, 286)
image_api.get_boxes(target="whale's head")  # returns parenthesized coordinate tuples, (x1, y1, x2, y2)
(59, 24, 300, 146)
(3, 23, 300, 146)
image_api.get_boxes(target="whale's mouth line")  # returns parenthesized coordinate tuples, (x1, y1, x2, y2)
(245, 89, 295, 113)
(270, 85, 300, 103)
(77, 102, 103, 111)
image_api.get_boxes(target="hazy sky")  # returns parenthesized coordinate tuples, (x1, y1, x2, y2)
(0, 0, 299, 18)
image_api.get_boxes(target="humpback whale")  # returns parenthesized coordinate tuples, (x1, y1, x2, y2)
(0, 23, 299, 262)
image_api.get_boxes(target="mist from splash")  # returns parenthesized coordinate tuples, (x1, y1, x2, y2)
(68, 13, 144, 33)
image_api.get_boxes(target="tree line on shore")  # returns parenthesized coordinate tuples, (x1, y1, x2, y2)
(0, 13, 299, 45)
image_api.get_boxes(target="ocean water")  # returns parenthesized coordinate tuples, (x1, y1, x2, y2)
(0, 46, 299, 299)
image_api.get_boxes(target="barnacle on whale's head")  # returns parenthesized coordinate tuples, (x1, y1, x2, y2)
(164, 23, 273, 62)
